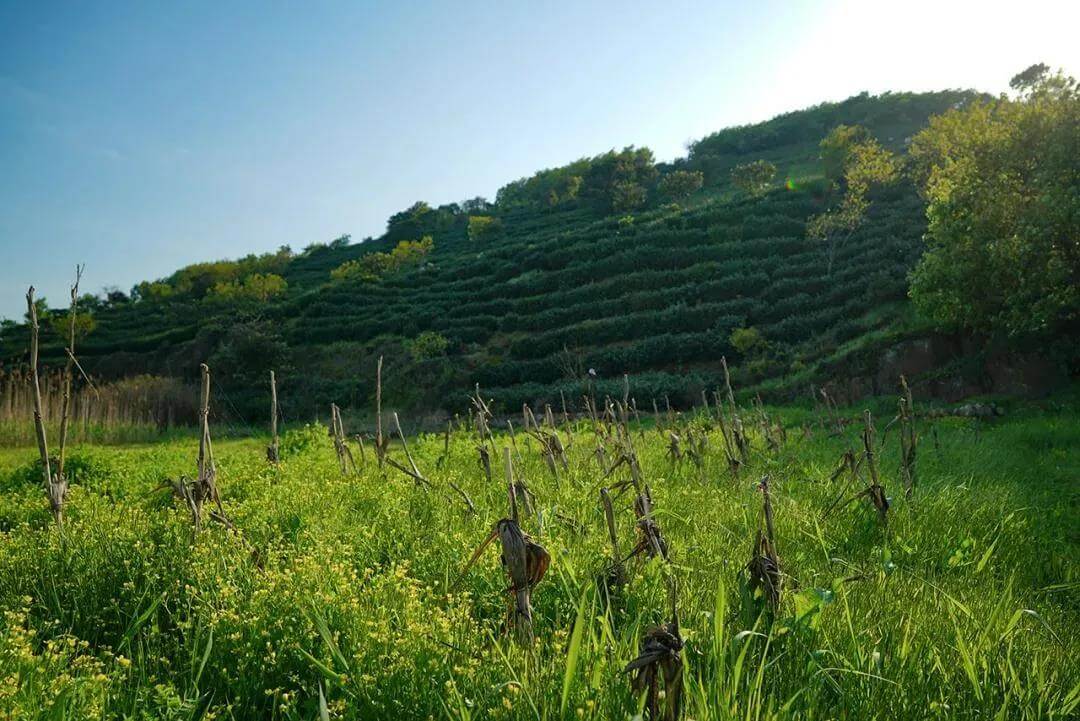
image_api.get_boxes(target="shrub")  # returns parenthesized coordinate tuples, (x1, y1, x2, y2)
(467, 215, 503, 242)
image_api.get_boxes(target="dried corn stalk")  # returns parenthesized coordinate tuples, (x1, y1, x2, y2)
(624, 584, 683, 721)
(456, 473, 550, 645)
(898, 376, 917, 499)
(721, 357, 750, 463)
(504, 446, 536, 522)
(176, 364, 224, 534)
(824, 412, 889, 522)
(862, 410, 889, 521)
(523, 404, 567, 479)
(329, 403, 357, 475)
(747, 476, 781, 611)
(666, 431, 683, 462)
(470, 385, 497, 482)
(385, 412, 476, 514)
(600, 487, 626, 592)
(819, 387, 844, 436)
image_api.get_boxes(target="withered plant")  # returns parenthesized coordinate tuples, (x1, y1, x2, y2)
(25, 275, 82, 527)
(329, 403, 358, 475)
(470, 385, 497, 482)
(721, 357, 750, 464)
(385, 412, 475, 514)
(599, 487, 626, 594)
(174, 364, 225, 534)
(824, 411, 889, 523)
(624, 583, 683, 721)
(456, 452, 551, 645)
(898, 376, 918, 499)
(747, 476, 782, 612)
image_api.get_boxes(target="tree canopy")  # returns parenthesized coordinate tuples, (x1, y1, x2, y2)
(658, 170, 705, 201)
(330, 236, 435, 283)
(808, 125, 899, 274)
(730, 160, 776, 197)
(908, 65, 1079, 338)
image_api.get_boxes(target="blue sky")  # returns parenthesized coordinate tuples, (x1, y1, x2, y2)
(1, 0, 1077, 319)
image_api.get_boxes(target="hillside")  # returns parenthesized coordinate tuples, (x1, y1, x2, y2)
(1, 89, 981, 420)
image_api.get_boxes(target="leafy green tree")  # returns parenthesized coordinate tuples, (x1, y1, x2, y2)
(207, 273, 288, 304)
(729, 326, 764, 355)
(385, 202, 434, 242)
(658, 170, 704, 201)
(611, 180, 648, 213)
(808, 126, 899, 274)
(331, 237, 434, 283)
(730, 160, 776, 197)
(407, 331, 450, 361)
(461, 196, 492, 213)
(908, 65, 1079, 337)
(467, 215, 503, 242)
(583, 146, 658, 213)
(23, 297, 50, 324)
(561, 175, 583, 203)
(819, 124, 871, 185)
(48, 312, 96, 342)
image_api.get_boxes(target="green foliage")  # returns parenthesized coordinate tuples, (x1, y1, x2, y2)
(406, 331, 449, 361)
(808, 126, 900, 273)
(208, 321, 289, 404)
(657, 170, 704, 201)
(497, 163, 588, 210)
(730, 160, 776, 196)
(467, 215, 503, 242)
(730, 326, 764, 354)
(278, 421, 329, 457)
(330, 237, 434, 283)
(611, 180, 647, 212)
(689, 89, 979, 164)
(584, 146, 657, 213)
(47, 311, 97, 342)
(0, 90, 985, 418)
(0, 400, 1076, 718)
(206, 273, 288, 304)
(496, 146, 656, 214)
(908, 66, 1079, 338)
(819, 124, 872, 184)
(22, 297, 49, 324)
(139, 248, 293, 301)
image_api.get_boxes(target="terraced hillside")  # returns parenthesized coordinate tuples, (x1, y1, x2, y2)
(1, 90, 978, 419)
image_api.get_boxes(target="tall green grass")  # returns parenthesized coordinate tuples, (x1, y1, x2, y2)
(0, 400, 1075, 719)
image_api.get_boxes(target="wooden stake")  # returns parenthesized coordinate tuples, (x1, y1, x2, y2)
(57, 265, 83, 481)
(375, 355, 386, 468)
(26, 287, 65, 526)
(267, 370, 280, 463)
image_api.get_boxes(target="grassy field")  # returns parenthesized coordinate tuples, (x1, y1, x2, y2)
(0, 397, 1077, 720)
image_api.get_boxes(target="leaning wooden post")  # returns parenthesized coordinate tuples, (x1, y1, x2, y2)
(57, 265, 83, 480)
(899, 375, 917, 499)
(26, 287, 65, 527)
(862, 410, 889, 522)
(267, 370, 280, 463)
(197, 364, 211, 482)
(194, 364, 218, 535)
(375, 355, 385, 468)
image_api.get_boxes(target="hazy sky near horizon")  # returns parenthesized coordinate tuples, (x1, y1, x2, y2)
(1, 0, 1077, 320)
